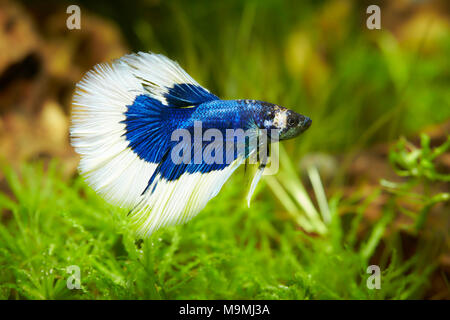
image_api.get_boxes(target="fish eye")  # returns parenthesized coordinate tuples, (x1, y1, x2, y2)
(287, 117, 297, 127)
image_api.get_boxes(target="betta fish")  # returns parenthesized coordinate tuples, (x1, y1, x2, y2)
(70, 52, 311, 237)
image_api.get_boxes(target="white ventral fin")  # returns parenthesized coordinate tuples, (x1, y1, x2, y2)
(247, 164, 266, 208)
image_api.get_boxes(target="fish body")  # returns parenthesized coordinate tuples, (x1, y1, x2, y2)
(71, 52, 311, 237)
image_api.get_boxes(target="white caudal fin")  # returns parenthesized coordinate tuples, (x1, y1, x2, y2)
(71, 60, 158, 209)
(71, 52, 240, 238)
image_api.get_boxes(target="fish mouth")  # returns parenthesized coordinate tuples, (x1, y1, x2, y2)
(300, 117, 312, 133)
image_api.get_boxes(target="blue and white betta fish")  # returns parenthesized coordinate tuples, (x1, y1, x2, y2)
(70, 52, 311, 237)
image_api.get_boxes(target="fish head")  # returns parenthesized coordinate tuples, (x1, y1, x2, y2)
(254, 101, 311, 140)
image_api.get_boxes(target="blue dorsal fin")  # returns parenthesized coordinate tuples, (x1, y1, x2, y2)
(164, 83, 219, 108)
(121, 52, 219, 108)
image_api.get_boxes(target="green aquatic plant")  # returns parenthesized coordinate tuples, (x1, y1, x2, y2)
(382, 134, 450, 233)
(0, 148, 439, 299)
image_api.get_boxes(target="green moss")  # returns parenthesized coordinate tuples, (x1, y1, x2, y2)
(0, 156, 440, 299)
